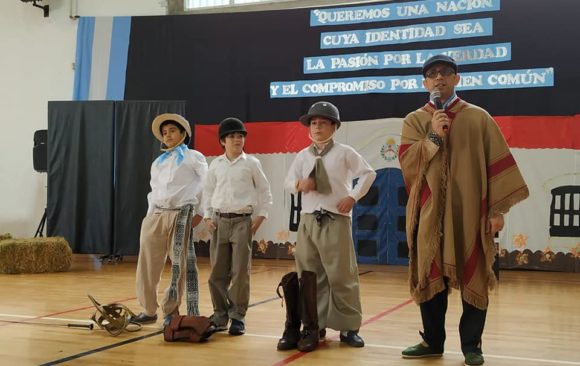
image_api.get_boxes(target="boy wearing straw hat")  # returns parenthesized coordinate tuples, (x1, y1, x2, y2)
(202, 117, 272, 336)
(131, 113, 208, 325)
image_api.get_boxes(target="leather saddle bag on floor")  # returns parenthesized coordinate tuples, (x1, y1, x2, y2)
(163, 315, 216, 343)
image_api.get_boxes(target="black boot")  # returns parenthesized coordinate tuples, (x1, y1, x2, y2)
(297, 271, 319, 352)
(276, 272, 301, 351)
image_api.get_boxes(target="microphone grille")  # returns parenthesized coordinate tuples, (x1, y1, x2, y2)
(430, 89, 441, 99)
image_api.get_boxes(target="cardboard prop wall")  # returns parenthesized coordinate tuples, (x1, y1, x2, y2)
(72, 0, 580, 270)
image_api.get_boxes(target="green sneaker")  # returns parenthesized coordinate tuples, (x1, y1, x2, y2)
(401, 342, 443, 358)
(464, 352, 484, 366)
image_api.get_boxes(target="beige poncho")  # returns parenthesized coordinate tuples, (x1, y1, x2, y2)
(399, 99, 529, 309)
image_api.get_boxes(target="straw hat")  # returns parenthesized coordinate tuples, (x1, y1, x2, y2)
(151, 113, 191, 142)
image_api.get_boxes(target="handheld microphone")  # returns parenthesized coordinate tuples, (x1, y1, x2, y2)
(430, 89, 448, 131)
(431, 89, 443, 110)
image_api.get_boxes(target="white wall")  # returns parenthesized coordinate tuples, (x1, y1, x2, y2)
(0, 0, 166, 238)
(75, 0, 167, 16)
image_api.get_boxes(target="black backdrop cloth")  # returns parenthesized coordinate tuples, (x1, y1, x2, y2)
(47, 100, 186, 255)
(48, 101, 114, 254)
(124, 0, 580, 124)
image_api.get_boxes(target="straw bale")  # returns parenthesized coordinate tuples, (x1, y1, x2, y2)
(0, 237, 72, 274)
(0, 233, 12, 241)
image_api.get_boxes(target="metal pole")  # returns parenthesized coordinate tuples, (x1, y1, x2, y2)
(0, 319, 93, 330)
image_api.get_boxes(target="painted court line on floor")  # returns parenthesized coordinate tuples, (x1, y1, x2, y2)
(39, 331, 163, 366)
(268, 337, 580, 366)
(35, 294, 282, 365)
(271, 298, 414, 366)
(249, 296, 280, 307)
(7, 313, 579, 366)
(0, 312, 168, 332)
(363, 343, 580, 365)
(2, 269, 268, 330)
(0, 295, 137, 328)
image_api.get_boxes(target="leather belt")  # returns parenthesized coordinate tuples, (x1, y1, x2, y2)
(217, 212, 252, 218)
(312, 209, 335, 225)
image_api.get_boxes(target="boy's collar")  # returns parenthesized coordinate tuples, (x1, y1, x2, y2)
(221, 151, 246, 162)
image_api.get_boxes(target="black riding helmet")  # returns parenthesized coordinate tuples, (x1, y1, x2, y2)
(218, 117, 247, 140)
(299, 101, 341, 129)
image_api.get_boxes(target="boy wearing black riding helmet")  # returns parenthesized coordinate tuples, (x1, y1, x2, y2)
(279, 102, 376, 352)
(202, 117, 272, 336)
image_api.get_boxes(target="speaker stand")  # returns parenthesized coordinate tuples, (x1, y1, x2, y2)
(99, 254, 123, 264)
(34, 208, 47, 238)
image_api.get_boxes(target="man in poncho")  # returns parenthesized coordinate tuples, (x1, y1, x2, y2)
(399, 55, 529, 366)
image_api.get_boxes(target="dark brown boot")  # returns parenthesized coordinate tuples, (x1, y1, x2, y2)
(276, 272, 301, 350)
(297, 271, 319, 352)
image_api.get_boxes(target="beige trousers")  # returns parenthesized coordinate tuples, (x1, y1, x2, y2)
(208, 215, 252, 325)
(294, 213, 362, 331)
(136, 210, 190, 317)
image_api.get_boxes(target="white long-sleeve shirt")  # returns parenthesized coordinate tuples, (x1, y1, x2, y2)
(284, 142, 376, 217)
(203, 152, 273, 218)
(147, 146, 208, 216)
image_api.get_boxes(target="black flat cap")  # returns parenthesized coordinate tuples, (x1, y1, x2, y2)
(422, 54, 458, 77)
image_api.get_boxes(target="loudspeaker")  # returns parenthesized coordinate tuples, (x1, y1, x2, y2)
(33, 129, 47, 173)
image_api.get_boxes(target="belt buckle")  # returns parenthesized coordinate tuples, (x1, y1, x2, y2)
(315, 209, 325, 225)
(314, 209, 334, 225)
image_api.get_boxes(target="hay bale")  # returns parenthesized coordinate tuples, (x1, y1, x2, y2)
(0, 237, 72, 274)
(0, 233, 12, 241)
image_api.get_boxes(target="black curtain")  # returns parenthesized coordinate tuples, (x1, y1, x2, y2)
(47, 101, 115, 254)
(47, 100, 186, 255)
(125, 0, 580, 123)
(113, 101, 186, 255)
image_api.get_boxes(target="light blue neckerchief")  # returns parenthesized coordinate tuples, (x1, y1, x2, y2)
(157, 143, 187, 166)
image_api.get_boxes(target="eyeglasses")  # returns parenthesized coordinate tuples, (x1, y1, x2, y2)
(425, 67, 456, 79)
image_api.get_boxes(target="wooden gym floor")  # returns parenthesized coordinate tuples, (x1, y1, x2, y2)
(0, 256, 579, 366)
